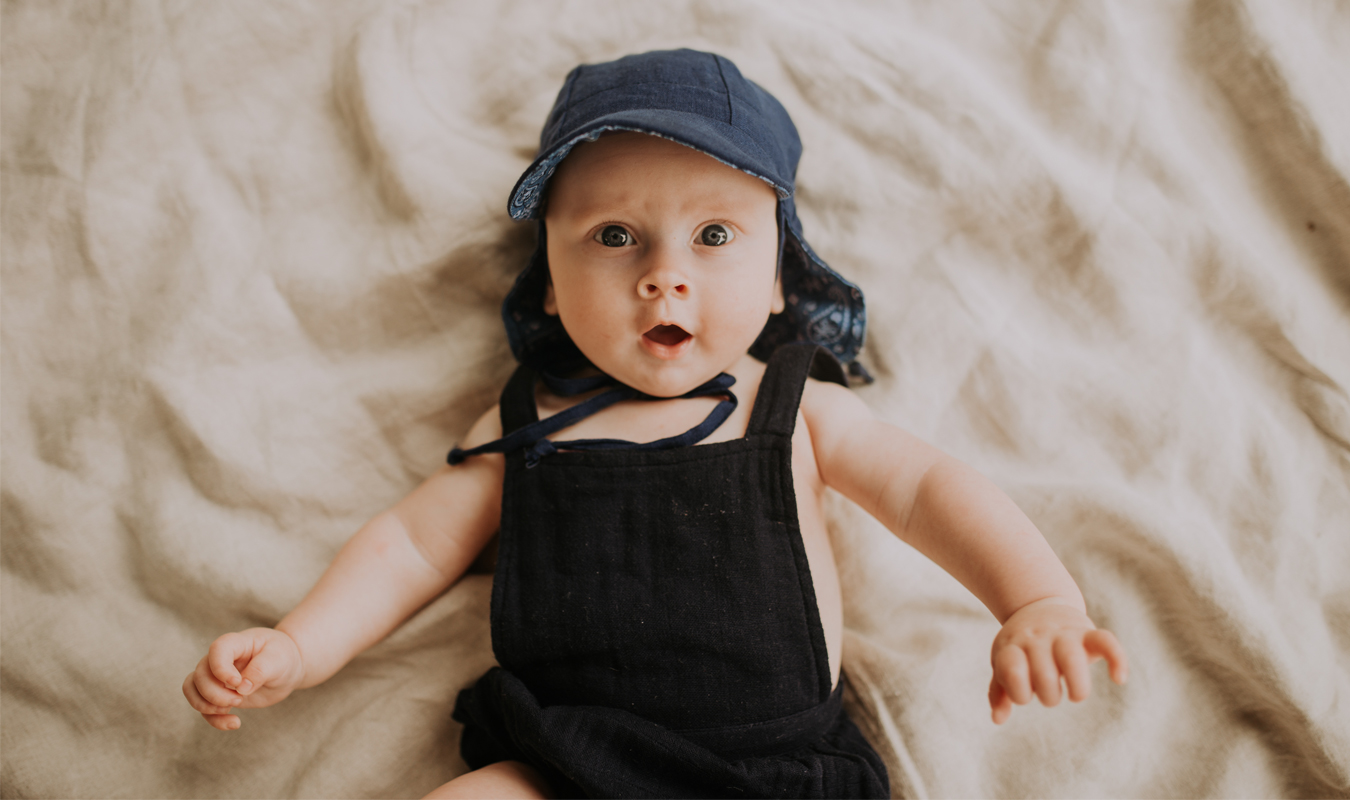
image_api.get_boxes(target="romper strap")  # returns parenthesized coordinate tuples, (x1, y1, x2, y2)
(452, 368, 738, 468)
(498, 365, 621, 433)
(746, 344, 849, 439)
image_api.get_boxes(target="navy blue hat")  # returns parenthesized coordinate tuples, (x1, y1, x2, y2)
(502, 48, 866, 375)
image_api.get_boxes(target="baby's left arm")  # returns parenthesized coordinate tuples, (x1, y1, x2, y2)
(801, 380, 1128, 724)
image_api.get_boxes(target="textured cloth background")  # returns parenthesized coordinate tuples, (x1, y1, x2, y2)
(3, 1, 1349, 797)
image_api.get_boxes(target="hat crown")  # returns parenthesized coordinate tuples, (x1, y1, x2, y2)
(536, 49, 801, 193)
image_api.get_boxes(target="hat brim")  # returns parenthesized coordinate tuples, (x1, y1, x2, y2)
(508, 112, 791, 221)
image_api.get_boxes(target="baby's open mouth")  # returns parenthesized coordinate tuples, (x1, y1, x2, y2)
(644, 324, 691, 347)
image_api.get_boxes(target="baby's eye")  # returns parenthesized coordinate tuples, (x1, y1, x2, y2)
(700, 224, 732, 246)
(596, 225, 633, 247)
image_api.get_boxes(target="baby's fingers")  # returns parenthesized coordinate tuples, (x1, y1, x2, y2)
(1053, 637, 1092, 702)
(194, 702, 242, 730)
(988, 676, 1013, 725)
(190, 656, 244, 709)
(992, 645, 1032, 706)
(202, 713, 242, 731)
(182, 669, 242, 730)
(1084, 629, 1129, 685)
(235, 638, 298, 700)
(1026, 645, 1062, 707)
(206, 632, 253, 691)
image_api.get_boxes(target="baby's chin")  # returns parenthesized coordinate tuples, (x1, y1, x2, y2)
(596, 358, 724, 399)
(625, 371, 711, 399)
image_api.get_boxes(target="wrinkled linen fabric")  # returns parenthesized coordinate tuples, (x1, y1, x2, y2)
(3, 1, 1349, 798)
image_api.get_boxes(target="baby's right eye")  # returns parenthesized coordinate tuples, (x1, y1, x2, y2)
(596, 225, 633, 247)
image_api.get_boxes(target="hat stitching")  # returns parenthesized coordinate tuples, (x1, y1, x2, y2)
(712, 55, 734, 125)
(552, 67, 580, 140)
(561, 79, 734, 110)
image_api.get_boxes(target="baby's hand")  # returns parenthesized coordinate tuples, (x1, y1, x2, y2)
(987, 598, 1128, 725)
(182, 628, 305, 731)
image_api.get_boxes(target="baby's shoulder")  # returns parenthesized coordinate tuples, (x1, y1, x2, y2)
(738, 351, 873, 445)
(796, 375, 878, 470)
(799, 375, 872, 430)
(461, 404, 504, 449)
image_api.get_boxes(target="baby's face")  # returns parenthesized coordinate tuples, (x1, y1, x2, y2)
(544, 132, 782, 397)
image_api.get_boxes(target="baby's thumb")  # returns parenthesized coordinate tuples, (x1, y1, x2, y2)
(236, 643, 288, 696)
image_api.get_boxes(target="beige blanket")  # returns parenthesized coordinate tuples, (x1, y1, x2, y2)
(4, 1, 1348, 797)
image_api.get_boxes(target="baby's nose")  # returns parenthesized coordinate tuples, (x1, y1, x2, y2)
(638, 277, 689, 299)
(637, 251, 690, 299)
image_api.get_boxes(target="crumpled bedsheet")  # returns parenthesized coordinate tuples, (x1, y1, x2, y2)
(3, 1, 1348, 797)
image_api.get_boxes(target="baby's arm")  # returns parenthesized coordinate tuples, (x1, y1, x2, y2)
(801, 381, 1127, 724)
(182, 408, 505, 730)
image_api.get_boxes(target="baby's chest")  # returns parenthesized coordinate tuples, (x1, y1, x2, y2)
(493, 443, 830, 684)
(494, 408, 843, 689)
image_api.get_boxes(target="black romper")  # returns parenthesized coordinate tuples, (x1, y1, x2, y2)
(452, 345, 889, 798)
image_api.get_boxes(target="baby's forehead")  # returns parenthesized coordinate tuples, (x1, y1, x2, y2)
(547, 132, 777, 213)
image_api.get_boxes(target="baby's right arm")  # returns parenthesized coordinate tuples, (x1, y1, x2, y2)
(182, 407, 505, 730)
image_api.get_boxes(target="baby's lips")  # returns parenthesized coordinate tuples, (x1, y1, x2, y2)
(643, 323, 692, 347)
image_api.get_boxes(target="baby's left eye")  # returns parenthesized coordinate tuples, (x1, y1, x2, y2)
(699, 224, 732, 246)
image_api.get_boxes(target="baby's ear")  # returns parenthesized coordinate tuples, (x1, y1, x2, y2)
(543, 281, 558, 316)
(771, 273, 785, 314)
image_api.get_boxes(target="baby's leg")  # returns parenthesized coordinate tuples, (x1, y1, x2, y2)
(422, 760, 552, 799)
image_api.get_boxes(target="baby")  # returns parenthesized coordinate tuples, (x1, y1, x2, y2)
(184, 49, 1128, 799)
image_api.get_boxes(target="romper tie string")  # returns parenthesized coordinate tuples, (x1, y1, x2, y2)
(449, 372, 737, 468)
